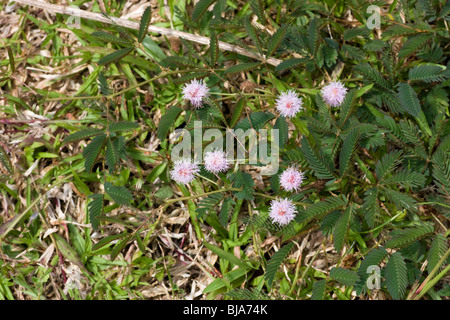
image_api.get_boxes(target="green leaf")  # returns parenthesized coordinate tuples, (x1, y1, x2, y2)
(381, 187, 417, 212)
(330, 267, 360, 286)
(275, 58, 309, 73)
(296, 195, 347, 224)
(382, 169, 426, 188)
(63, 128, 104, 144)
(157, 106, 183, 141)
(154, 186, 174, 199)
(88, 194, 104, 231)
(362, 187, 380, 228)
(265, 242, 295, 287)
(105, 138, 118, 173)
(53, 233, 87, 272)
(397, 82, 421, 117)
(220, 197, 235, 227)
(385, 223, 434, 249)
(104, 182, 133, 205)
(229, 98, 245, 128)
(135, 233, 146, 253)
(409, 64, 448, 83)
(341, 44, 365, 61)
(385, 252, 408, 300)
(427, 234, 448, 273)
(196, 193, 224, 220)
(398, 34, 431, 58)
(138, 6, 152, 43)
(375, 150, 403, 181)
(333, 206, 352, 253)
(300, 137, 335, 179)
(192, 0, 217, 21)
(92, 233, 130, 251)
(108, 121, 140, 132)
(274, 116, 289, 149)
(308, 18, 321, 55)
(209, 30, 219, 66)
(0, 146, 13, 174)
(203, 242, 253, 270)
(266, 26, 286, 57)
(354, 63, 390, 89)
(229, 171, 255, 201)
(110, 234, 133, 261)
(339, 126, 360, 177)
(83, 134, 107, 172)
(311, 279, 327, 300)
(98, 47, 134, 66)
(343, 26, 370, 41)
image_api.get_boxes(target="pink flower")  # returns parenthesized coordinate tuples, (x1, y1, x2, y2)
(268, 198, 297, 225)
(275, 90, 303, 118)
(321, 81, 348, 107)
(279, 167, 304, 192)
(181, 79, 209, 108)
(170, 159, 200, 184)
(204, 150, 229, 173)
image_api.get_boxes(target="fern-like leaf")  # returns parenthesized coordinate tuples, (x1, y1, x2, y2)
(63, 128, 104, 144)
(296, 195, 347, 224)
(311, 279, 327, 300)
(83, 134, 107, 172)
(138, 6, 152, 43)
(104, 182, 133, 205)
(98, 47, 134, 66)
(385, 252, 408, 300)
(108, 121, 140, 133)
(88, 194, 104, 231)
(265, 242, 295, 287)
(330, 267, 360, 286)
(157, 106, 183, 141)
(385, 223, 434, 248)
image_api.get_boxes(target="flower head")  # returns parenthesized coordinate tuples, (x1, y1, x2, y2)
(321, 81, 348, 107)
(268, 198, 297, 225)
(181, 79, 209, 108)
(275, 90, 303, 118)
(170, 159, 200, 184)
(279, 167, 304, 192)
(204, 150, 229, 173)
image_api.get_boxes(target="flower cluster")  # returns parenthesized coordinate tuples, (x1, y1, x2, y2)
(181, 79, 210, 108)
(279, 167, 305, 193)
(172, 80, 347, 225)
(204, 150, 229, 174)
(275, 90, 303, 118)
(170, 159, 200, 185)
(321, 81, 348, 107)
(268, 198, 298, 226)
(170, 151, 229, 185)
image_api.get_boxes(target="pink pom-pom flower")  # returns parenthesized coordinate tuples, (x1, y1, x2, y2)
(275, 90, 303, 118)
(321, 81, 348, 107)
(279, 167, 305, 192)
(170, 159, 200, 184)
(204, 150, 229, 173)
(268, 198, 297, 225)
(181, 79, 209, 108)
